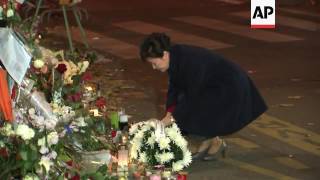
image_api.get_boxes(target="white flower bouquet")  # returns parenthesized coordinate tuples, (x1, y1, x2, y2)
(129, 120, 192, 172)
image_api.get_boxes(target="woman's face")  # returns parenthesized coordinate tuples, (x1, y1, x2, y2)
(147, 51, 170, 72)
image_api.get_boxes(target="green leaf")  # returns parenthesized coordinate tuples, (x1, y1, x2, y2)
(97, 164, 108, 174)
(20, 150, 28, 161)
(58, 174, 65, 180)
(90, 172, 105, 180)
(23, 161, 33, 170)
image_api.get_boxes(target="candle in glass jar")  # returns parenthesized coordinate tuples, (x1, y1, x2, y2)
(118, 146, 128, 167)
(177, 172, 187, 180)
(119, 114, 128, 130)
(149, 174, 161, 180)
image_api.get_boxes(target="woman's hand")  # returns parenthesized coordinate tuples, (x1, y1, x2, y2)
(161, 112, 175, 126)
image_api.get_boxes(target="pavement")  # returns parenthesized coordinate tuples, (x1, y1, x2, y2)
(42, 0, 320, 179)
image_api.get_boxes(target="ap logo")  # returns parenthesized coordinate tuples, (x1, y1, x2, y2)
(251, 0, 275, 29)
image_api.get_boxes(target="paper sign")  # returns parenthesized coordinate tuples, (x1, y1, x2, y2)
(0, 28, 32, 84)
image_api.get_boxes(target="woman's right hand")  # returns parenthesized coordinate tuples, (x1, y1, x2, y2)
(161, 112, 175, 126)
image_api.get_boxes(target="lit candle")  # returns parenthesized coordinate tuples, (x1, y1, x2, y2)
(90, 109, 101, 117)
(122, 135, 127, 144)
(85, 86, 93, 91)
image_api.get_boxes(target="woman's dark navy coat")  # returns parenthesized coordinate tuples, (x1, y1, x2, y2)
(167, 44, 267, 137)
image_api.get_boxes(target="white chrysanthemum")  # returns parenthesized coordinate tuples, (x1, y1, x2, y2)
(16, 124, 35, 141)
(165, 127, 180, 140)
(23, 174, 40, 180)
(129, 124, 138, 135)
(174, 135, 187, 148)
(146, 132, 156, 147)
(130, 145, 138, 159)
(131, 138, 142, 151)
(156, 152, 174, 164)
(135, 130, 145, 140)
(33, 59, 45, 69)
(171, 123, 180, 132)
(182, 149, 192, 166)
(172, 161, 184, 172)
(141, 124, 151, 132)
(39, 156, 53, 173)
(158, 137, 171, 150)
(139, 152, 147, 163)
(47, 131, 59, 146)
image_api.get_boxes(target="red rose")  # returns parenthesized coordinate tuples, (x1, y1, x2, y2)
(56, 63, 67, 74)
(95, 97, 106, 109)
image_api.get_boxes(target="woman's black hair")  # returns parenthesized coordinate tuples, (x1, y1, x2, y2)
(140, 32, 171, 62)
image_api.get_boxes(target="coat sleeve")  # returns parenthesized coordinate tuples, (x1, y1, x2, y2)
(166, 76, 178, 112)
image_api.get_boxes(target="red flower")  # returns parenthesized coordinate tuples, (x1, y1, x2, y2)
(81, 72, 92, 82)
(95, 97, 106, 109)
(111, 130, 117, 138)
(71, 175, 80, 180)
(56, 63, 67, 74)
(67, 92, 82, 102)
(66, 160, 73, 167)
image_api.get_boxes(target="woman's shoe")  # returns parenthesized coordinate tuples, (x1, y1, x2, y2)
(202, 140, 227, 161)
(192, 144, 211, 160)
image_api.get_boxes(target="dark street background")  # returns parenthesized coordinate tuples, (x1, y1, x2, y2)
(44, 0, 320, 179)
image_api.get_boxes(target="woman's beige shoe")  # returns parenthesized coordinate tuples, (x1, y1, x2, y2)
(202, 140, 227, 161)
(192, 145, 211, 160)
